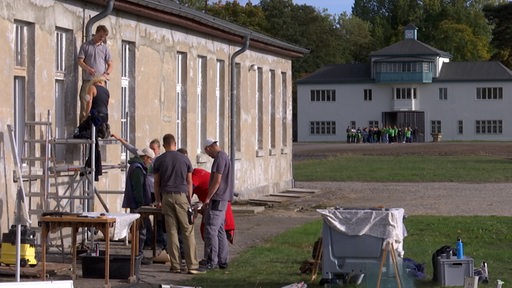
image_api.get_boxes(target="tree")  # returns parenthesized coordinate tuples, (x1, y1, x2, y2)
(174, 0, 208, 11)
(433, 20, 490, 61)
(258, 0, 344, 79)
(337, 14, 375, 63)
(206, 1, 267, 32)
(484, 2, 512, 68)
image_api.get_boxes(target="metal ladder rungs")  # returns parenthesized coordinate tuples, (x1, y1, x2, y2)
(21, 156, 48, 161)
(24, 139, 48, 144)
(26, 192, 45, 197)
(52, 138, 94, 144)
(29, 208, 46, 215)
(25, 121, 52, 126)
(48, 195, 93, 200)
(23, 174, 45, 180)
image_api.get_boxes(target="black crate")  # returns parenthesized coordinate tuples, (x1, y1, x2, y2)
(81, 251, 142, 279)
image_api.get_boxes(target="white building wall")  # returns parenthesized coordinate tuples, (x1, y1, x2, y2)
(298, 80, 512, 143)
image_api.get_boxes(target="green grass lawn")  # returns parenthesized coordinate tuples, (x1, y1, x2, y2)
(293, 155, 512, 182)
(185, 216, 512, 287)
(182, 154, 512, 287)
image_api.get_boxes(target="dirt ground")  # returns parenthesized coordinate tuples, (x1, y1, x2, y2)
(287, 141, 512, 217)
(3, 142, 512, 287)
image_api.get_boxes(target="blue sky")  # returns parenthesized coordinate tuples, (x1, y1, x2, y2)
(235, 0, 354, 15)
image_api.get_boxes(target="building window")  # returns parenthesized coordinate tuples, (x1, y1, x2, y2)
(458, 120, 463, 134)
(269, 70, 276, 149)
(256, 67, 263, 150)
(13, 21, 35, 156)
(476, 87, 503, 100)
(281, 72, 288, 148)
(197, 56, 207, 152)
(350, 121, 356, 129)
(439, 88, 447, 100)
(395, 87, 417, 99)
(369, 121, 379, 128)
(476, 120, 502, 134)
(121, 41, 136, 159)
(431, 120, 442, 133)
(364, 89, 372, 101)
(215, 60, 225, 144)
(310, 121, 336, 135)
(310, 89, 336, 102)
(14, 76, 27, 154)
(15, 22, 27, 67)
(55, 30, 66, 73)
(176, 52, 188, 148)
(54, 28, 75, 141)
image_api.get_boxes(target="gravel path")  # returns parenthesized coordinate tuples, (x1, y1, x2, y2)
(290, 181, 512, 216)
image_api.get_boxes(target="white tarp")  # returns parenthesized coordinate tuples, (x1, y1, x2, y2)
(317, 208, 406, 256)
(81, 212, 140, 240)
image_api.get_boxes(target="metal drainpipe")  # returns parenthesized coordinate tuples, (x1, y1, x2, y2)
(85, 0, 115, 41)
(83, 0, 114, 213)
(230, 35, 250, 195)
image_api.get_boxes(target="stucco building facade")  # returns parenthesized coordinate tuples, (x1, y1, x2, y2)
(0, 0, 307, 232)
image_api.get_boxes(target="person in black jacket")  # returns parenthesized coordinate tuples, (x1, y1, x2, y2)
(122, 147, 155, 264)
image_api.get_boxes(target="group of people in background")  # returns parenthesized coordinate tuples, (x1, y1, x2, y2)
(77, 25, 235, 275)
(115, 133, 235, 274)
(346, 126, 417, 144)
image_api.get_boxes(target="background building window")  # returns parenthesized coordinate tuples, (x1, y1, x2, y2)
(431, 120, 442, 133)
(439, 87, 447, 100)
(364, 89, 372, 101)
(458, 120, 463, 134)
(476, 120, 502, 134)
(309, 121, 336, 135)
(310, 89, 336, 102)
(476, 87, 503, 100)
(395, 87, 417, 99)
(369, 121, 379, 128)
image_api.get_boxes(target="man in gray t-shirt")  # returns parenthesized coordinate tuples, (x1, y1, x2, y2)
(153, 134, 204, 274)
(77, 25, 113, 123)
(202, 138, 233, 270)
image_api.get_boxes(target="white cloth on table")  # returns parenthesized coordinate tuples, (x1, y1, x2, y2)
(81, 212, 140, 240)
(317, 208, 406, 256)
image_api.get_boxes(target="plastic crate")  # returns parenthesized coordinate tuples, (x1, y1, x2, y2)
(81, 251, 142, 279)
(437, 256, 474, 287)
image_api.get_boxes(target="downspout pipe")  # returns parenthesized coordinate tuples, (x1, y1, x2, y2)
(83, 0, 114, 213)
(85, 0, 115, 41)
(230, 34, 250, 195)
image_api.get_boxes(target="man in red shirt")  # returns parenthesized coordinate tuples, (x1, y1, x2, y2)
(191, 168, 235, 243)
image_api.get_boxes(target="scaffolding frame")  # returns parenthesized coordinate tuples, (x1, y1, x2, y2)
(6, 110, 124, 251)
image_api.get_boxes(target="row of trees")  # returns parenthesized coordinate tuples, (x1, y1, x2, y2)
(174, 0, 512, 80)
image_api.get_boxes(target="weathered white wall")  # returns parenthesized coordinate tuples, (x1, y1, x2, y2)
(0, 0, 294, 234)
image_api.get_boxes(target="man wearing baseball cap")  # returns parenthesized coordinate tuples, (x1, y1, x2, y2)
(202, 138, 234, 270)
(122, 146, 155, 264)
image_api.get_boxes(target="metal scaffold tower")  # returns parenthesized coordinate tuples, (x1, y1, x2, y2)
(6, 110, 119, 241)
